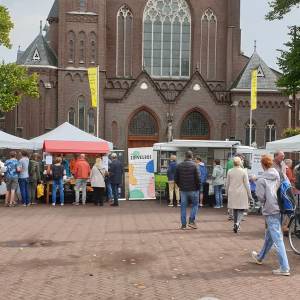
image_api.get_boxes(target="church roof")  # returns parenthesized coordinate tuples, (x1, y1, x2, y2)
(232, 51, 280, 91)
(47, 0, 59, 20)
(17, 28, 57, 68)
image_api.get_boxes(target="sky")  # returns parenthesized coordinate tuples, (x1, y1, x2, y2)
(0, 0, 299, 71)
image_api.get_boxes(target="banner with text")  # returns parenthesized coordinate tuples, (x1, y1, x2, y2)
(128, 147, 156, 200)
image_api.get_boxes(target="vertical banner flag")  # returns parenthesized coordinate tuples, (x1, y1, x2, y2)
(128, 147, 156, 200)
(88, 67, 98, 108)
(251, 69, 257, 110)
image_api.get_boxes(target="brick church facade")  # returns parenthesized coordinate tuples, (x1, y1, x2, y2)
(2, 0, 290, 149)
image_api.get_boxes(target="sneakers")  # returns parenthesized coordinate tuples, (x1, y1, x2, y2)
(272, 269, 290, 276)
(233, 223, 240, 233)
(251, 251, 263, 265)
(60, 203, 64, 206)
(214, 206, 221, 209)
(168, 204, 173, 207)
(188, 222, 197, 229)
(110, 203, 119, 207)
(180, 225, 187, 230)
(72, 202, 79, 206)
(177, 203, 181, 207)
(52, 203, 56, 206)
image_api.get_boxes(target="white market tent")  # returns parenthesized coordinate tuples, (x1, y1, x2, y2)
(266, 135, 300, 152)
(30, 122, 113, 151)
(0, 130, 33, 149)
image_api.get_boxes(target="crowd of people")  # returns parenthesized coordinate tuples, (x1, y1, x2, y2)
(168, 150, 298, 276)
(0, 151, 124, 208)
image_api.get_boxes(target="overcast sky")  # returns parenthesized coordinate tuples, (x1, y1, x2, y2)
(0, 0, 299, 71)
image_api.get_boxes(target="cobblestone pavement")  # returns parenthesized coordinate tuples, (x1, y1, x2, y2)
(0, 201, 299, 300)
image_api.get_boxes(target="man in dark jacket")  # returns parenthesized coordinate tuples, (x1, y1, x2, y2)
(175, 151, 200, 229)
(167, 155, 180, 207)
(109, 153, 123, 206)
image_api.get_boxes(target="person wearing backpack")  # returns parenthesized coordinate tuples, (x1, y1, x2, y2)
(28, 153, 41, 205)
(50, 157, 65, 206)
(252, 155, 290, 276)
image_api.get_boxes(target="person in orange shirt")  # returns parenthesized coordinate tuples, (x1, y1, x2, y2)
(73, 154, 91, 205)
(69, 154, 78, 176)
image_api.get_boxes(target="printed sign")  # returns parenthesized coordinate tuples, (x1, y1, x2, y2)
(250, 149, 270, 177)
(128, 147, 156, 200)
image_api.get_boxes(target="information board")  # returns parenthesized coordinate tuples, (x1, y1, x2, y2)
(128, 147, 156, 200)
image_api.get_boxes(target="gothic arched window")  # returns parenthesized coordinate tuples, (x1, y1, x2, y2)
(143, 0, 191, 78)
(88, 109, 95, 134)
(200, 9, 218, 80)
(265, 120, 276, 143)
(245, 120, 257, 146)
(78, 32, 86, 64)
(68, 31, 76, 63)
(116, 5, 133, 77)
(78, 96, 86, 130)
(181, 111, 210, 138)
(89, 32, 97, 64)
(68, 108, 75, 126)
(129, 110, 158, 136)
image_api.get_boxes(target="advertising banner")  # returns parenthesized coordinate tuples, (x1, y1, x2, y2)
(128, 147, 156, 200)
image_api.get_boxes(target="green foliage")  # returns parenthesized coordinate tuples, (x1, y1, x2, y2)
(0, 62, 40, 112)
(277, 26, 300, 96)
(282, 127, 300, 138)
(266, 0, 300, 20)
(0, 5, 14, 48)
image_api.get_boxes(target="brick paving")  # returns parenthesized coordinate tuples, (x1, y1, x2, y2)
(0, 201, 299, 300)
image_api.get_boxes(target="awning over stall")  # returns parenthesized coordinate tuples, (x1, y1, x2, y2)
(0, 130, 33, 149)
(30, 122, 113, 151)
(266, 135, 300, 152)
(43, 140, 110, 154)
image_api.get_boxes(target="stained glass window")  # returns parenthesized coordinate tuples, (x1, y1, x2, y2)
(181, 111, 209, 137)
(129, 110, 158, 136)
(143, 0, 191, 78)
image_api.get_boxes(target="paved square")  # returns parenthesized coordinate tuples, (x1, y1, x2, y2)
(0, 202, 299, 300)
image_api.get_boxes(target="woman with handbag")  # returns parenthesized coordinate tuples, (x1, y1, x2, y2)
(226, 156, 252, 233)
(90, 157, 106, 206)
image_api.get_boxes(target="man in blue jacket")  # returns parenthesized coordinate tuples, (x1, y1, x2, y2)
(167, 155, 180, 207)
(195, 157, 208, 207)
(109, 153, 123, 207)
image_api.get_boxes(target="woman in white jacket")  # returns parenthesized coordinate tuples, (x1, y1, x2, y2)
(90, 157, 106, 206)
(226, 156, 252, 233)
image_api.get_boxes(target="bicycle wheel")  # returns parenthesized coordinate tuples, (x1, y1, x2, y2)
(288, 216, 300, 255)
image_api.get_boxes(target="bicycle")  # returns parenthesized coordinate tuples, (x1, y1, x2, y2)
(288, 195, 300, 255)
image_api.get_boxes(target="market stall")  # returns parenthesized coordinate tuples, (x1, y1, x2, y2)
(29, 122, 113, 204)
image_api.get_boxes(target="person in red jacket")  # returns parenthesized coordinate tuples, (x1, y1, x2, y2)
(73, 154, 91, 205)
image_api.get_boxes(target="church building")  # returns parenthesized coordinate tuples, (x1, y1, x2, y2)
(2, 0, 290, 149)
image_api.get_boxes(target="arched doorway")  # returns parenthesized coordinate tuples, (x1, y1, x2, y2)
(128, 109, 159, 148)
(181, 110, 210, 139)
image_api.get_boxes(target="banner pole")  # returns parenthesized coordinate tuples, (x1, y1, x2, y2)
(249, 106, 252, 146)
(96, 65, 100, 138)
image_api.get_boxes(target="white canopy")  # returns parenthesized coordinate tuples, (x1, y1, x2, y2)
(266, 135, 300, 152)
(153, 139, 241, 150)
(30, 122, 113, 150)
(0, 130, 33, 149)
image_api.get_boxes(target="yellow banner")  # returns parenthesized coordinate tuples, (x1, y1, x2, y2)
(88, 67, 98, 108)
(251, 69, 257, 110)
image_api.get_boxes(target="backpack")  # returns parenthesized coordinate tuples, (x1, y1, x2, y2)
(277, 173, 296, 214)
(295, 165, 300, 190)
(52, 165, 64, 180)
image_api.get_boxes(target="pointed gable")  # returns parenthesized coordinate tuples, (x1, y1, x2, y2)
(47, 0, 59, 21)
(17, 31, 57, 67)
(232, 51, 279, 91)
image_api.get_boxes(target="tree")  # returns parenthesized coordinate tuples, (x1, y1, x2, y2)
(266, 0, 300, 20)
(0, 62, 39, 112)
(282, 127, 300, 138)
(0, 5, 14, 48)
(277, 26, 300, 96)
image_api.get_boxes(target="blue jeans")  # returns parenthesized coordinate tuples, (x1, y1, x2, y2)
(180, 191, 199, 226)
(19, 178, 29, 205)
(214, 185, 223, 207)
(106, 180, 112, 200)
(52, 178, 64, 205)
(257, 214, 290, 272)
(111, 183, 120, 205)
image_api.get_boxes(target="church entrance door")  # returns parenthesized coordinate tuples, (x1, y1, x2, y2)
(128, 110, 159, 148)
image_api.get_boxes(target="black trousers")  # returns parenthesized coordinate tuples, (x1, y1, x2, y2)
(93, 187, 105, 205)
